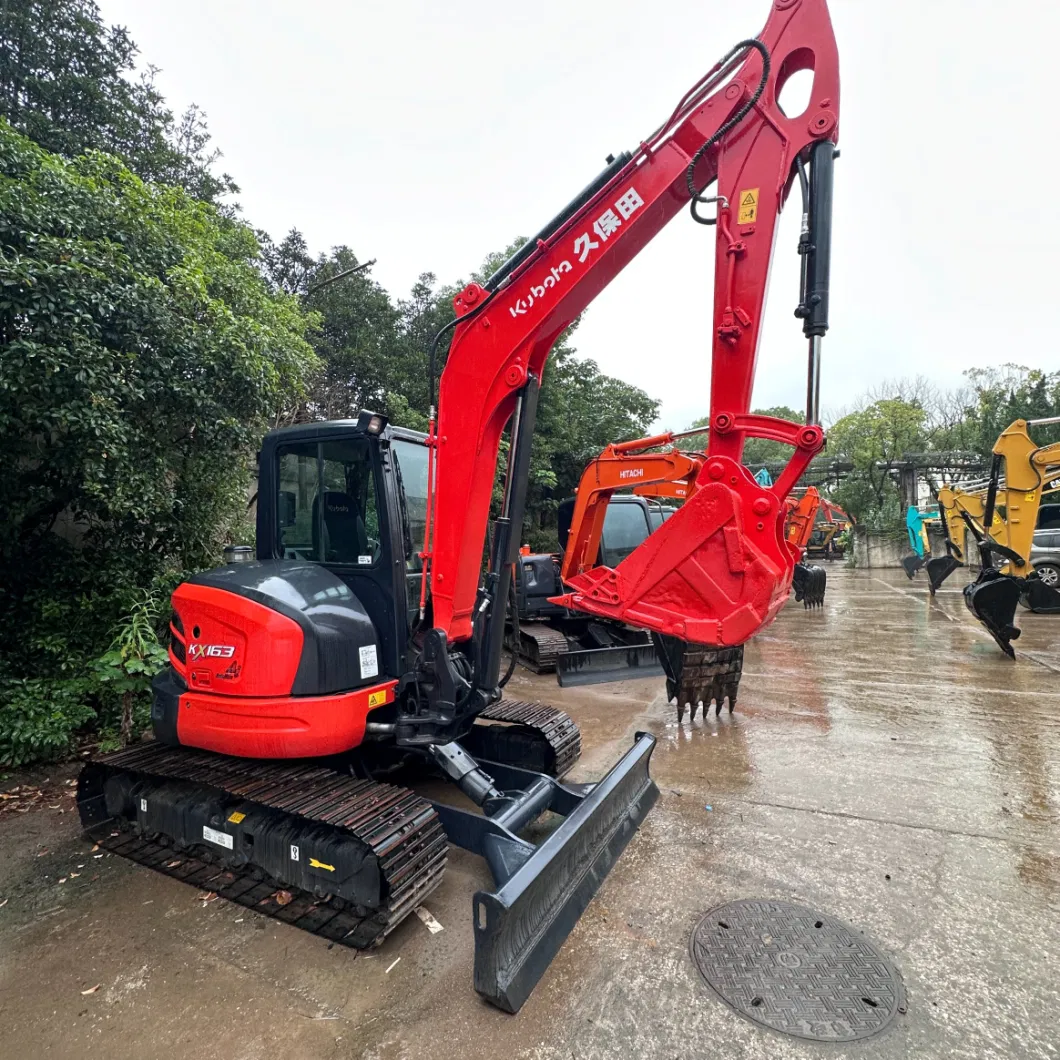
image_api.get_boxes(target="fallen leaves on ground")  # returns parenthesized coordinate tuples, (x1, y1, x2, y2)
(274, 890, 294, 906)
(80, 985, 100, 995)
(196, 891, 218, 905)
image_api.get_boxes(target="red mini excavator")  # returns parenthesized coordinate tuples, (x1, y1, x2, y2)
(77, 0, 840, 1014)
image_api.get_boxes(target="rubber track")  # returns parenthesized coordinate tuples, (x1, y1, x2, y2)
(513, 623, 570, 673)
(82, 743, 448, 947)
(476, 698, 582, 778)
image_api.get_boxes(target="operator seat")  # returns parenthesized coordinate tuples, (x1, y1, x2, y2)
(312, 491, 367, 563)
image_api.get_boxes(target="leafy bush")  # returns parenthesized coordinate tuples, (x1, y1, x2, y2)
(0, 677, 95, 766)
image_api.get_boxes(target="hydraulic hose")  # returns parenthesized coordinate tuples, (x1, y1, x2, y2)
(685, 38, 771, 226)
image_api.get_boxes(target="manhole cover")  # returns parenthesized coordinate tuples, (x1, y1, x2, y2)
(690, 899, 904, 1042)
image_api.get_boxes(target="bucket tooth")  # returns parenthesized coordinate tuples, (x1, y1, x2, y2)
(964, 570, 1023, 658)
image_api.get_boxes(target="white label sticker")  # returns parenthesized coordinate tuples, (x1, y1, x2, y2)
(290, 844, 300, 862)
(203, 825, 233, 850)
(357, 555, 373, 565)
(359, 644, 379, 679)
(139, 798, 148, 813)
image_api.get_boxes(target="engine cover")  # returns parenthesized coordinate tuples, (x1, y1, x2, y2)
(168, 561, 383, 698)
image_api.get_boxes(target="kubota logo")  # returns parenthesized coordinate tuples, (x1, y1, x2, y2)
(188, 644, 236, 659)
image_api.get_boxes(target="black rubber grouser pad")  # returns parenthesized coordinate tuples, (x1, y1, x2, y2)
(690, 899, 905, 1042)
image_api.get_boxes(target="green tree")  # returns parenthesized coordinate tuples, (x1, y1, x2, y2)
(826, 397, 929, 527)
(0, 0, 236, 201)
(0, 123, 316, 742)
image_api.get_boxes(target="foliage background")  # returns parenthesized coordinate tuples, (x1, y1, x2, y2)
(2, 0, 1058, 766)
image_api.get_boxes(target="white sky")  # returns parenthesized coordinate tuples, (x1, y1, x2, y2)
(100, 0, 1059, 431)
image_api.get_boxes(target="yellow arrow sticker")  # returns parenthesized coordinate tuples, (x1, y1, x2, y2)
(309, 857, 336, 872)
(737, 188, 759, 224)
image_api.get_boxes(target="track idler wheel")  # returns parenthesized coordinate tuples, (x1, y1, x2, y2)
(792, 562, 826, 608)
(925, 555, 962, 595)
(963, 569, 1023, 658)
(1018, 571, 1060, 614)
(901, 554, 925, 580)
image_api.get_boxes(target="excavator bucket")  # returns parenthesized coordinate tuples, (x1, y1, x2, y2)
(792, 561, 826, 608)
(1019, 572, 1060, 614)
(652, 634, 743, 720)
(925, 554, 962, 595)
(901, 554, 925, 580)
(963, 569, 1023, 658)
(432, 734, 658, 1012)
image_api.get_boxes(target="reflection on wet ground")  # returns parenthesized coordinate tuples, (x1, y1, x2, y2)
(1, 566, 1057, 1059)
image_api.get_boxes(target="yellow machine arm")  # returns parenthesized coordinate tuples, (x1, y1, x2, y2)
(963, 417, 1060, 657)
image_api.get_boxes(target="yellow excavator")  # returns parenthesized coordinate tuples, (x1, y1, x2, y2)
(922, 484, 1010, 594)
(963, 417, 1060, 656)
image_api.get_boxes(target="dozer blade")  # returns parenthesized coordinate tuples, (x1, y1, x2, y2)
(901, 554, 925, 580)
(460, 734, 658, 1012)
(926, 554, 962, 595)
(792, 562, 826, 608)
(964, 570, 1023, 658)
(556, 643, 663, 686)
(1019, 573, 1060, 614)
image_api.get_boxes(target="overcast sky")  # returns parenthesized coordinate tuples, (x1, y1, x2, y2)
(100, 0, 1058, 431)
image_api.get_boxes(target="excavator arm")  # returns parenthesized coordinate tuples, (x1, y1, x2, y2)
(964, 417, 1060, 654)
(422, 0, 840, 699)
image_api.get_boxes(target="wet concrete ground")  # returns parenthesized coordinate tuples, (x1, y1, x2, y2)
(1, 565, 1058, 1059)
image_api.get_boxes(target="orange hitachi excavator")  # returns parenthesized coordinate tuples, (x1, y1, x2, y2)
(76, 0, 840, 1014)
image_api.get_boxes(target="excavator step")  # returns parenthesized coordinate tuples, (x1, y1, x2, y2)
(465, 699, 582, 778)
(77, 743, 448, 948)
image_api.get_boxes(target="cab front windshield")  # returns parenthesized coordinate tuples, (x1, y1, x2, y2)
(277, 438, 381, 565)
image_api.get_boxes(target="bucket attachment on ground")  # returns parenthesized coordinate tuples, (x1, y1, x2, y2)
(556, 642, 663, 686)
(901, 554, 925, 580)
(925, 554, 962, 595)
(430, 733, 658, 1012)
(792, 562, 826, 608)
(963, 569, 1023, 658)
(652, 634, 743, 721)
(1019, 572, 1060, 614)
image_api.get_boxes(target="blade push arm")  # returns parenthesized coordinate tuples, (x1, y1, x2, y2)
(429, 0, 839, 650)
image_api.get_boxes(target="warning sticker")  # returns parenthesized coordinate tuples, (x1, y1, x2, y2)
(227, 811, 246, 824)
(368, 688, 388, 708)
(737, 188, 759, 225)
